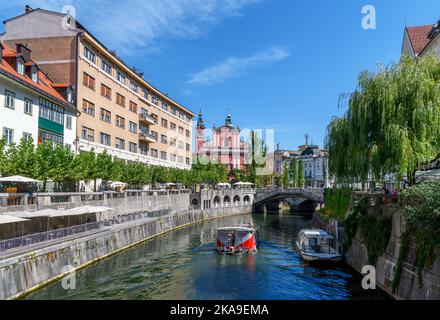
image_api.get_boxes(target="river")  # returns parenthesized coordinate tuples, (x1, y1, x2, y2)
(26, 213, 390, 300)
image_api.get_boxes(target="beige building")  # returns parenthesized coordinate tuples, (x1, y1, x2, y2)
(0, 6, 195, 169)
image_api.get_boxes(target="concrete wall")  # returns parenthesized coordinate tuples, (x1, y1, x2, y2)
(0, 204, 252, 300)
(336, 206, 440, 300)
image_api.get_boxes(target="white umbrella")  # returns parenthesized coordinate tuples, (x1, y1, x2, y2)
(110, 181, 128, 187)
(217, 183, 231, 187)
(234, 182, 254, 186)
(0, 176, 41, 183)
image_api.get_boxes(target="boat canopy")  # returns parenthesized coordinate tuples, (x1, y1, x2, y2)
(299, 229, 334, 239)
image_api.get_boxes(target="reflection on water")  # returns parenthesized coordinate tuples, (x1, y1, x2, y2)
(26, 213, 390, 300)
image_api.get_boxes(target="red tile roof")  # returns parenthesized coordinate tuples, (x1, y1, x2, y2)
(0, 42, 70, 106)
(406, 25, 433, 55)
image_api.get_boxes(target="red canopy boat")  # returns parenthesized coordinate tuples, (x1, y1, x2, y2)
(216, 224, 260, 254)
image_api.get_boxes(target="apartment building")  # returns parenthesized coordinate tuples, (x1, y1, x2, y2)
(0, 6, 194, 169)
(0, 41, 77, 148)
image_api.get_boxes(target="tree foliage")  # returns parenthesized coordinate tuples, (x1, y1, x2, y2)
(326, 56, 440, 185)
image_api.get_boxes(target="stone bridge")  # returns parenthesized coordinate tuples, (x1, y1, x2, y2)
(253, 188, 324, 213)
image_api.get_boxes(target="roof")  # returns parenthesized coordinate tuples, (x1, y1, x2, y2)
(300, 229, 333, 238)
(406, 25, 433, 55)
(0, 42, 75, 111)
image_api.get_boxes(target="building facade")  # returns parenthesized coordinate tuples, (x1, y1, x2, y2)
(0, 6, 194, 169)
(0, 42, 77, 149)
(272, 138, 328, 188)
(196, 112, 247, 171)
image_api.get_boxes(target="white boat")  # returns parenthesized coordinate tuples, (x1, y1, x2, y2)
(295, 229, 342, 264)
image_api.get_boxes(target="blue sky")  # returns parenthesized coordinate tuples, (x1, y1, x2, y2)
(1, 0, 440, 150)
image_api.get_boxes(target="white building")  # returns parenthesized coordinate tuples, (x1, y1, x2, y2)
(0, 42, 77, 149)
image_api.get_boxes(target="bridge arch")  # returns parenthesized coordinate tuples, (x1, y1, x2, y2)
(254, 189, 324, 213)
(243, 195, 251, 204)
(214, 196, 221, 206)
(223, 195, 231, 206)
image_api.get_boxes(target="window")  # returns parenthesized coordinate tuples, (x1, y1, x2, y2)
(129, 142, 137, 153)
(83, 72, 95, 90)
(129, 121, 138, 133)
(82, 99, 95, 116)
(82, 127, 94, 142)
(161, 118, 168, 128)
(129, 101, 137, 113)
(186, 157, 190, 165)
(17, 58, 24, 75)
(101, 59, 112, 75)
(179, 112, 186, 120)
(161, 151, 167, 160)
(152, 96, 159, 105)
(186, 129, 190, 138)
(115, 115, 125, 129)
(162, 102, 168, 112)
(151, 149, 158, 158)
(31, 67, 38, 82)
(39, 98, 65, 125)
(179, 126, 184, 135)
(142, 89, 149, 100)
(140, 144, 148, 155)
(24, 98, 33, 115)
(178, 156, 184, 164)
(84, 46, 96, 63)
(129, 81, 138, 92)
(161, 134, 168, 144)
(179, 141, 184, 150)
(171, 154, 177, 162)
(186, 143, 190, 151)
(101, 84, 112, 100)
(171, 107, 177, 116)
(115, 137, 125, 150)
(150, 131, 158, 140)
(150, 113, 158, 123)
(116, 93, 126, 107)
(3, 128, 13, 145)
(170, 122, 176, 131)
(39, 130, 63, 146)
(23, 132, 33, 141)
(100, 108, 111, 123)
(4, 90, 15, 109)
(170, 138, 176, 147)
(100, 132, 111, 146)
(117, 71, 126, 84)
(66, 115, 72, 129)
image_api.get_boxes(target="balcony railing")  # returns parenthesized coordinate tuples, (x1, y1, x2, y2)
(139, 131, 157, 143)
(139, 113, 156, 125)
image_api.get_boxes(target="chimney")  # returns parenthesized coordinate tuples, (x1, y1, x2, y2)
(25, 5, 33, 14)
(16, 43, 32, 62)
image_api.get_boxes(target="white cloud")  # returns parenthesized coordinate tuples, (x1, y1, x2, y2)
(13, 0, 260, 55)
(187, 47, 290, 86)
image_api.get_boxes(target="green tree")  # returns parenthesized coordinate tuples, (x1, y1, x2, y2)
(326, 56, 440, 185)
(35, 142, 55, 192)
(274, 174, 282, 187)
(297, 160, 305, 188)
(289, 158, 297, 187)
(283, 162, 289, 188)
(0, 136, 7, 176)
(50, 144, 74, 184)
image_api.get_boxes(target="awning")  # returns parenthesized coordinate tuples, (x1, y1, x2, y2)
(35, 209, 64, 217)
(0, 176, 41, 183)
(3, 211, 52, 218)
(50, 205, 112, 217)
(0, 215, 29, 224)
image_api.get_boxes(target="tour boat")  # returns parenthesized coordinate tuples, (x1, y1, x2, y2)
(295, 229, 342, 264)
(216, 224, 260, 254)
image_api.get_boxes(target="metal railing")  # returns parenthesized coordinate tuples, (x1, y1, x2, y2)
(0, 222, 100, 256)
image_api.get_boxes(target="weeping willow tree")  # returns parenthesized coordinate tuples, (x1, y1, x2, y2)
(326, 55, 440, 185)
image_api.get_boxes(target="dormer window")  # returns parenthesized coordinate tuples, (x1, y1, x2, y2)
(66, 87, 74, 103)
(17, 57, 25, 75)
(31, 65, 38, 82)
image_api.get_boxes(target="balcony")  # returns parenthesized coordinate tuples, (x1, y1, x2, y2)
(139, 131, 157, 143)
(139, 112, 156, 125)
